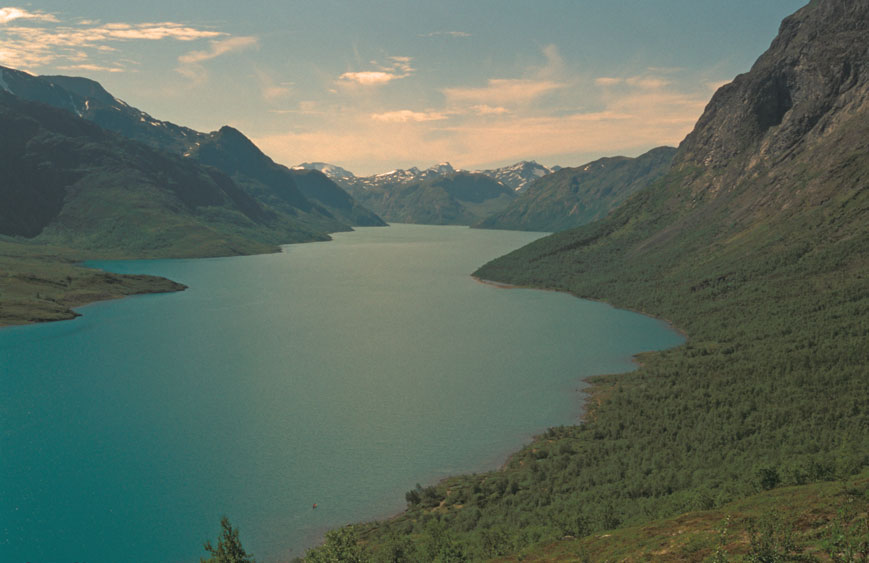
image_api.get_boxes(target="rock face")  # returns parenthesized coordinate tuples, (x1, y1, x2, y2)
(478, 0, 868, 279)
(476, 147, 675, 232)
(674, 0, 869, 202)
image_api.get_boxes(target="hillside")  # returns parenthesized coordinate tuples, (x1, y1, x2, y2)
(306, 0, 868, 559)
(0, 65, 383, 230)
(350, 171, 517, 225)
(475, 146, 675, 232)
(0, 91, 323, 258)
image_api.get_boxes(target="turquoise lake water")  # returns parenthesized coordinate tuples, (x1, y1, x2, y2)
(0, 224, 683, 562)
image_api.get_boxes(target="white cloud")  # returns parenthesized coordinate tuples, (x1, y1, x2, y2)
(339, 71, 399, 85)
(371, 110, 447, 122)
(0, 7, 57, 24)
(0, 11, 229, 71)
(338, 56, 414, 87)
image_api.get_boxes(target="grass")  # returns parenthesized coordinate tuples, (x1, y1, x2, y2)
(0, 239, 186, 327)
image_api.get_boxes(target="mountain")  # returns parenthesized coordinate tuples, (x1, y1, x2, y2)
(0, 66, 199, 155)
(296, 160, 557, 225)
(189, 127, 385, 230)
(475, 146, 675, 232)
(325, 0, 869, 558)
(475, 160, 553, 192)
(0, 91, 323, 258)
(347, 171, 517, 225)
(293, 162, 356, 185)
(289, 168, 387, 226)
(298, 159, 555, 193)
(0, 65, 383, 229)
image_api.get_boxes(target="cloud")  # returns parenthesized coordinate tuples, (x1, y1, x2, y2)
(595, 77, 623, 87)
(443, 79, 564, 107)
(371, 110, 447, 122)
(338, 56, 414, 87)
(420, 31, 470, 38)
(339, 71, 399, 85)
(626, 76, 670, 90)
(0, 10, 228, 72)
(57, 63, 124, 73)
(177, 36, 257, 64)
(0, 7, 57, 24)
(596, 74, 671, 90)
(471, 104, 509, 115)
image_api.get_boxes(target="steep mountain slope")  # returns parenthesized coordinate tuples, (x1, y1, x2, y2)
(0, 65, 382, 229)
(353, 172, 517, 225)
(189, 127, 384, 230)
(0, 91, 322, 258)
(312, 0, 868, 559)
(0, 66, 199, 154)
(476, 146, 675, 232)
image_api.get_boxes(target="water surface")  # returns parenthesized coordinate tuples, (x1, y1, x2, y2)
(0, 224, 683, 562)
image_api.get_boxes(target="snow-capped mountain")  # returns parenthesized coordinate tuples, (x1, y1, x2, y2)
(475, 161, 553, 192)
(293, 162, 356, 183)
(295, 160, 555, 192)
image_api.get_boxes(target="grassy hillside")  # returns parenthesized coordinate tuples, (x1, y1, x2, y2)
(0, 240, 185, 326)
(475, 147, 675, 232)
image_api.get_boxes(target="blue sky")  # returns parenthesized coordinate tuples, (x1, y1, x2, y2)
(1, 1, 806, 174)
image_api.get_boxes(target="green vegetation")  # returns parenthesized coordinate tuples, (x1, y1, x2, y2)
(475, 146, 675, 233)
(0, 239, 185, 327)
(202, 516, 255, 563)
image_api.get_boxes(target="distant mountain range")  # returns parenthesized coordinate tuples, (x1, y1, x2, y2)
(351, 171, 519, 225)
(295, 159, 556, 193)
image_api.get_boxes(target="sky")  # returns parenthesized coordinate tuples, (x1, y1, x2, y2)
(1, 1, 807, 175)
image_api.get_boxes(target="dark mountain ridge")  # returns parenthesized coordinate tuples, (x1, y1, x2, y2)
(0, 65, 384, 229)
(0, 91, 317, 257)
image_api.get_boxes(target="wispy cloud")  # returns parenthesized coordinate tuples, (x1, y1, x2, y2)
(371, 110, 447, 123)
(338, 56, 414, 87)
(177, 36, 257, 64)
(57, 63, 124, 73)
(0, 7, 56, 24)
(420, 30, 470, 38)
(0, 8, 228, 71)
(471, 104, 510, 116)
(443, 79, 564, 108)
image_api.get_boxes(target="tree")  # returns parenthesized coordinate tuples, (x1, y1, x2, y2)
(202, 516, 255, 563)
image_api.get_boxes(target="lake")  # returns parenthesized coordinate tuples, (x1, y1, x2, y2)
(0, 224, 683, 562)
